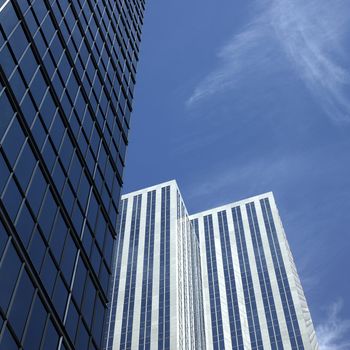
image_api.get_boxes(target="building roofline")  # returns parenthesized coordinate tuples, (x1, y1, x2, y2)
(121, 179, 178, 198)
(189, 191, 274, 218)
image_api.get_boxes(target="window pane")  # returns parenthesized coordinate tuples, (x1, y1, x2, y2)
(28, 228, 46, 271)
(40, 317, 59, 350)
(2, 176, 23, 221)
(0, 243, 22, 313)
(2, 117, 25, 167)
(0, 326, 18, 350)
(8, 268, 35, 339)
(15, 202, 35, 247)
(23, 295, 47, 350)
(52, 275, 68, 320)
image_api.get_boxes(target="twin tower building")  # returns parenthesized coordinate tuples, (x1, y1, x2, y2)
(105, 181, 319, 350)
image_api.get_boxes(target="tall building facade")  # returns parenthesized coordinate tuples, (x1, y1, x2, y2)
(107, 182, 318, 350)
(191, 192, 318, 350)
(105, 181, 206, 350)
(0, 1, 145, 349)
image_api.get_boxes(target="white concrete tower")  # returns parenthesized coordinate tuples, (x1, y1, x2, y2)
(105, 180, 206, 350)
(190, 192, 318, 350)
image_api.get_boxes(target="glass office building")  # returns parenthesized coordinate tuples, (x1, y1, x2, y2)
(191, 192, 319, 350)
(105, 181, 206, 349)
(0, 0, 145, 349)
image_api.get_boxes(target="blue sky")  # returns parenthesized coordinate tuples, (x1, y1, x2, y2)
(123, 1, 350, 348)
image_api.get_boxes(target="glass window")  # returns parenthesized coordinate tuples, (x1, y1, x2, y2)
(51, 161, 66, 194)
(8, 268, 35, 339)
(50, 114, 65, 149)
(0, 326, 18, 350)
(2, 176, 23, 221)
(28, 228, 46, 271)
(40, 251, 57, 296)
(0, 220, 9, 257)
(40, 95, 56, 131)
(64, 300, 79, 341)
(23, 295, 47, 350)
(14, 141, 37, 192)
(30, 69, 48, 106)
(15, 202, 35, 247)
(0, 2, 18, 36)
(42, 139, 56, 172)
(2, 117, 25, 168)
(30, 116, 47, 150)
(75, 319, 89, 350)
(92, 294, 104, 346)
(40, 317, 59, 350)
(49, 211, 68, 262)
(59, 133, 74, 170)
(19, 46, 38, 84)
(38, 190, 58, 238)
(27, 165, 47, 215)
(0, 87, 15, 140)
(72, 257, 87, 306)
(82, 275, 95, 326)
(52, 275, 68, 320)
(60, 233, 77, 284)
(0, 152, 10, 195)
(8, 25, 29, 60)
(0, 243, 22, 313)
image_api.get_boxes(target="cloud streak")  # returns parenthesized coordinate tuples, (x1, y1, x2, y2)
(316, 300, 350, 350)
(187, 0, 350, 122)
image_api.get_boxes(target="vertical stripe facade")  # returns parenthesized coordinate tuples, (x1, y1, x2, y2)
(158, 186, 171, 349)
(107, 182, 318, 350)
(217, 210, 244, 350)
(191, 192, 318, 350)
(191, 219, 207, 350)
(232, 206, 263, 349)
(204, 214, 225, 349)
(246, 202, 283, 349)
(139, 190, 156, 349)
(107, 181, 206, 350)
(260, 198, 304, 349)
(120, 194, 142, 349)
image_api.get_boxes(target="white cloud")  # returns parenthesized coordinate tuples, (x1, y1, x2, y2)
(317, 300, 350, 350)
(187, 0, 350, 122)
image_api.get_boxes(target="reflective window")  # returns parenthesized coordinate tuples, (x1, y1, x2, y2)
(0, 243, 22, 313)
(8, 268, 35, 339)
(23, 295, 47, 349)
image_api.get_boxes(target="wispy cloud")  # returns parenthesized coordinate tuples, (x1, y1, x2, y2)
(185, 152, 298, 207)
(187, 0, 350, 122)
(317, 300, 350, 350)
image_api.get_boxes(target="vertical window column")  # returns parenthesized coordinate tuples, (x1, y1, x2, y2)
(246, 202, 283, 349)
(260, 198, 304, 350)
(231, 206, 263, 350)
(217, 210, 244, 350)
(138, 190, 156, 349)
(120, 194, 142, 350)
(158, 186, 170, 350)
(204, 214, 224, 350)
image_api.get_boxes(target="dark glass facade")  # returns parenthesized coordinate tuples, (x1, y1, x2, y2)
(0, 0, 145, 349)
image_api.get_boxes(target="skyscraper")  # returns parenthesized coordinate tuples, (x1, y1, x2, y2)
(105, 181, 206, 350)
(191, 192, 318, 350)
(0, 1, 145, 349)
(107, 181, 318, 350)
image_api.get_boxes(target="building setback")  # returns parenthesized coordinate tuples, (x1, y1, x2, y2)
(191, 192, 319, 350)
(107, 181, 318, 350)
(0, 1, 145, 349)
